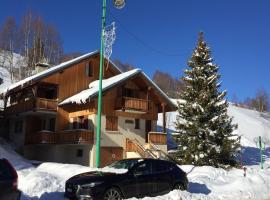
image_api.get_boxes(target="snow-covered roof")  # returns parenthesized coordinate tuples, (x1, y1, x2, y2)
(2, 50, 122, 94)
(59, 69, 141, 105)
(59, 68, 176, 109)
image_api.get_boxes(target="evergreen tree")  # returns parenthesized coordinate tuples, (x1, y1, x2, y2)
(174, 32, 240, 168)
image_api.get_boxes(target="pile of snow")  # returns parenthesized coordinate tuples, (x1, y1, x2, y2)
(1, 102, 270, 200)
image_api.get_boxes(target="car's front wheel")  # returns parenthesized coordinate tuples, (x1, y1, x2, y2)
(173, 183, 185, 190)
(103, 187, 123, 200)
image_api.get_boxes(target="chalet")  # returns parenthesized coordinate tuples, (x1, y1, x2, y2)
(0, 51, 176, 167)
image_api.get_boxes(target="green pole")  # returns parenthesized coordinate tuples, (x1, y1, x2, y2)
(96, 0, 107, 168)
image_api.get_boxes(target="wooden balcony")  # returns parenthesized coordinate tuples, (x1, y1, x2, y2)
(116, 97, 151, 112)
(25, 131, 56, 144)
(5, 97, 57, 115)
(57, 130, 93, 144)
(148, 132, 167, 145)
(25, 129, 93, 145)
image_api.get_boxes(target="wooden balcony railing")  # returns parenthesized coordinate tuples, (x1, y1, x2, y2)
(116, 97, 151, 112)
(25, 129, 93, 145)
(36, 98, 58, 111)
(148, 132, 167, 145)
(5, 97, 57, 115)
(57, 130, 93, 144)
(25, 131, 56, 144)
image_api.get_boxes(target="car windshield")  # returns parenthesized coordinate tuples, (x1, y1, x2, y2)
(108, 159, 139, 170)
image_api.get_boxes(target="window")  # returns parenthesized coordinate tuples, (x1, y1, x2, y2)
(41, 119, 46, 130)
(125, 119, 133, 124)
(72, 118, 78, 129)
(72, 116, 88, 129)
(153, 161, 170, 173)
(123, 88, 139, 98)
(76, 149, 83, 157)
(133, 161, 152, 176)
(106, 116, 118, 131)
(49, 118, 56, 132)
(85, 62, 93, 77)
(135, 119, 140, 129)
(15, 120, 23, 133)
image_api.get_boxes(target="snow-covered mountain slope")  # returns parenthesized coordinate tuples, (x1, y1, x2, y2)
(158, 103, 270, 149)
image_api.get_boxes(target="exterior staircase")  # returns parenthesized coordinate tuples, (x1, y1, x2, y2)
(126, 138, 175, 162)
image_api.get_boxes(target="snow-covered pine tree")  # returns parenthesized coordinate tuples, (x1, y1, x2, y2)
(174, 32, 240, 168)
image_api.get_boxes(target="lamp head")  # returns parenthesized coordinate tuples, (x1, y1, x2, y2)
(113, 0, 125, 9)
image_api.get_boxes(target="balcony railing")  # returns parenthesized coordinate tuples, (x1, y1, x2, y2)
(116, 97, 151, 112)
(148, 132, 167, 145)
(5, 97, 57, 115)
(25, 129, 93, 145)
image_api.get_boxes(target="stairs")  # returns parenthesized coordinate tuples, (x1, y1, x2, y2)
(126, 138, 175, 162)
(126, 138, 157, 159)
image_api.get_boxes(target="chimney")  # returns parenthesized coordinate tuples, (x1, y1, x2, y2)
(35, 63, 50, 73)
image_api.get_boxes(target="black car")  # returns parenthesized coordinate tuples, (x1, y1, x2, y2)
(0, 158, 21, 200)
(65, 158, 188, 200)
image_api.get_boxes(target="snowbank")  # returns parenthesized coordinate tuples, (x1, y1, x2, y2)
(1, 104, 270, 200)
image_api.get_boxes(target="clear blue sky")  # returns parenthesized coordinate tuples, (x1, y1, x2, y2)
(0, 0, 270, 101)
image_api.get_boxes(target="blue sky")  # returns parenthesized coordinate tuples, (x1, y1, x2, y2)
(0, 0, 270, 101)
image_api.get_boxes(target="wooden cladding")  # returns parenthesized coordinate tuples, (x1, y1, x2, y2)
(36, 98, 58, 110)
(106, 116, 118, 131)
(25, 129, 93, 145)
(116, 97, 151, 112)
(5, 98, 57, 115)
(148, 132, 167, 145)
(6, 99, 35, 114)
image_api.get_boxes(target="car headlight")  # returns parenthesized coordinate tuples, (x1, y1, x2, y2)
(81, 181, 104, 188)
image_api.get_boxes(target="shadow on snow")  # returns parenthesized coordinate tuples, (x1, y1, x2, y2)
(188, 182, 211, 194)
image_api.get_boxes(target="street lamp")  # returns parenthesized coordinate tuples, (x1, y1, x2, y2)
(96, 0, 125, 168)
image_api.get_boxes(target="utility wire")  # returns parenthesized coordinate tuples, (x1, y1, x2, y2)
(107, 10, 189, 57)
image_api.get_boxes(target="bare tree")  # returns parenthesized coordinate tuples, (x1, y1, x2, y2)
(113, 59, 134, 72)
(242, 89, 269, 112)
(61, 52, 83, 62)
(152, 70, 184, 98)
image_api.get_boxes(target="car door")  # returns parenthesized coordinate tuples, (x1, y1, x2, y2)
(152, 160, 173, 194)
(131, 160, 154, 198)
(0, 160, 14, 198)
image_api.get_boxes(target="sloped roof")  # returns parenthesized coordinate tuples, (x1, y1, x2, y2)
(2, 50, 121, 94)
(59, 68, 177, 110)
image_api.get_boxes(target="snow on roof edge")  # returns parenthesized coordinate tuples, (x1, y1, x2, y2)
(59, 69, 177, 109)
(59, 68, 141, 106)
(2, 50, 122, 94)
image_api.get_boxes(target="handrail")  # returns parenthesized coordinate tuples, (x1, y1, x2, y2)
(148, 141, 180, 164)
(126, 138, 157, 159)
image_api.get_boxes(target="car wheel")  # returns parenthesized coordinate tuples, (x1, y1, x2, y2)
(103, 187, 123, 200)
(173, 183, 185, 190)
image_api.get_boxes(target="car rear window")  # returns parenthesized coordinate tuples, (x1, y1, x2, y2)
(0, 160, 14, 179)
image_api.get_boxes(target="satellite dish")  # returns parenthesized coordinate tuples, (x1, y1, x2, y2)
(113, 0, 125, 9)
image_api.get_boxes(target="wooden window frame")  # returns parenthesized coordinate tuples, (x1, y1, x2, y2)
(85, 62, 93, 77)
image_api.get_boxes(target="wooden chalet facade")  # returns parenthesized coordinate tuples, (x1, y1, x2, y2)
(1, 51, 176, 167)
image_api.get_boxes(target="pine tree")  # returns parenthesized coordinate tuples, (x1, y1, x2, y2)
(174, 32, 240, 168)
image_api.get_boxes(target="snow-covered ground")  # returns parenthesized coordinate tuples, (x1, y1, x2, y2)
(1, 104, 270, 200)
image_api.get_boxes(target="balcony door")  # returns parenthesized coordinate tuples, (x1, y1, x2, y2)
(145, 120, 151, 143)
